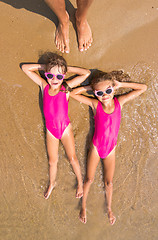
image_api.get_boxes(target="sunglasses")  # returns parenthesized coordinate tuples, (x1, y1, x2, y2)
(94, 87, 114, 97)
(45, 72, 65, 81)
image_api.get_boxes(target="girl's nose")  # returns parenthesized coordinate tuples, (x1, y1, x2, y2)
(55, 76, 59, 80)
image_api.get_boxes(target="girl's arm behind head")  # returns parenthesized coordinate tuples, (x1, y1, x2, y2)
(116, 80, 147, 108)
(70, 86, 97, 110)
(21, 64, 47, 89)
(66, 66, 91, 88)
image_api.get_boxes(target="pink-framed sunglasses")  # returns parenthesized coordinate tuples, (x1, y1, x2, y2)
(94, 87, 114, 97)
(44, 72, 65, 81)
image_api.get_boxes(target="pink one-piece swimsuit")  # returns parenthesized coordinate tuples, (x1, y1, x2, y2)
(43, 84, 70, 139)
(92, 97, 121, 158)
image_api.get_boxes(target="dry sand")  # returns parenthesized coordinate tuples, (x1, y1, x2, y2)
(0, 0, 158, 239)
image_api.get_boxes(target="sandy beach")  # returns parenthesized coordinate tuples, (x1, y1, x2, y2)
(0, 0, 158, 239)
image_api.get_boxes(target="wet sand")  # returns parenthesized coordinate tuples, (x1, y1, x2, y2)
(0, 0, 158, 239)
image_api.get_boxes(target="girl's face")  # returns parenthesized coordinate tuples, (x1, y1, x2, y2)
(94, 80, 114, 103)
(45, 65, 65, 89)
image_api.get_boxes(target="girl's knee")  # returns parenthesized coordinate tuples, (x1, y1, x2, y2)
(105, 181, 113, 189)
(69, 154, 78, 165)
(49, 157, 58, 166)
(85, 177, 94, 185)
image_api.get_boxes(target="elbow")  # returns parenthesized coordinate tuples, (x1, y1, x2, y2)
(85, 69, 91, 77)
(21, 64, 27, 72)
(143, 84, 147, 92)
(21, 64, 31, 74)
(88, 69, 91, 76)
(70, 90, 77, 96)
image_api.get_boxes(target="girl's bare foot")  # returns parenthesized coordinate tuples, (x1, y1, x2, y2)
(75, 13, 93, 52)
(44, 182, 56, 199)
(76, 184, 83, 198)
(55, 12, 70, 53)
(108, 210, 116, 225)
(79, 208, 87, 224)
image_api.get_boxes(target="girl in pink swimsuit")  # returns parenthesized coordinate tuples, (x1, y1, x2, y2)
(22, 52, 90, 200)
(71, 70, 147, 225)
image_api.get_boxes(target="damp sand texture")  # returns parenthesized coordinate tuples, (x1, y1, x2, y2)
(0, 0, 158, 240)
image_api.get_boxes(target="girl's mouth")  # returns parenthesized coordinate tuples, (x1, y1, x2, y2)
(102, 97, 110, 101)
(51, 82, 58, 85)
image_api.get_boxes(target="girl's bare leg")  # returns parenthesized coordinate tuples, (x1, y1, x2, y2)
(44, 0, 70, 53)
(79, 144, 100, 224)
(44, 130, 59, 199)
(75, 0, 93, 51)
(61, 124, 83, 198)
(103, 148, 116, 225)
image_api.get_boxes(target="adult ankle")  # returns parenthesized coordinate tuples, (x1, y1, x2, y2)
(59, 11, 69, 25)
(75, 10, 87, 23)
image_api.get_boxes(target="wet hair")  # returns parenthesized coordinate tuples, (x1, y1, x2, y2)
(42, 52, 67, 74)
(90, 70, 130, 90)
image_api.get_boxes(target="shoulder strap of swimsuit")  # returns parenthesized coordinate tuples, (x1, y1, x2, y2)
(60, 85, 66, 91)
(44, 84, 49, 90)
(114, 97, 121, 110)
(96, 101, 102, 114)
(43, 84, 49, 95)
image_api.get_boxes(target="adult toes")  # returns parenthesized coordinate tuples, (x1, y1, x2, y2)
(84, 43, 88, 51)
(61, 44, 65, 53)
(79, 41, 84, 52)
(56, 41, 60, 50)
(64, 44, 70, 53)
(85, 42, 90, 50)
(88, 39, 92, 47)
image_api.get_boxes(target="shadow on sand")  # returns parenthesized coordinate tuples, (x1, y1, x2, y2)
(1, 0, 77, 27)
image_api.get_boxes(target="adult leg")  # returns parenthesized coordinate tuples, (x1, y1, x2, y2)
(44, 0, 70, 53)
(75, 0, 93, 51)
(102, 148, 116, 225)
(79, 144, 100, 224)
(61, 124, 83, 198)
(44, 130, 59, 199)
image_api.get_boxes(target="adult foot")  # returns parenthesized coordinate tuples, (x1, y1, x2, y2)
(76, 184, 83, 198)
(75, 13, 93, 52)
(108, 210, 116, 225)
(55, 12, 70, 53)
(44, 182, 56, 199)
(79, 208, 87, 224)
